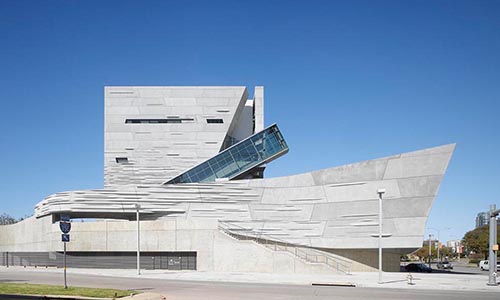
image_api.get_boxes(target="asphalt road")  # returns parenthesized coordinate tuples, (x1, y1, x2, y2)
(0, 270, 498, 300)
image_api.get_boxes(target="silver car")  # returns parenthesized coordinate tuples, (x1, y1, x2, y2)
(437, 261, 453, 270)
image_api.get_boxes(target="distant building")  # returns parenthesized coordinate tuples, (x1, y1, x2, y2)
(476, 212, 489, 228)
(476, 211, 500, 228)
(447, 240, 462, 254)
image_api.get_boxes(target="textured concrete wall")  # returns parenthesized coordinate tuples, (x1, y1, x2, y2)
(0, 216, 335, 274)
(27, 144, 455, 272)
(254, 86, 264, 132)
(104, 86, 251, 187)
(0, 216, 58, 252)
(35, 144, 455, 253)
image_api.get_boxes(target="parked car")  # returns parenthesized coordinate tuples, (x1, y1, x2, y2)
(436, 261, 453, 270)
(405, 263, 433, 273)
(479, 260, 500, 271)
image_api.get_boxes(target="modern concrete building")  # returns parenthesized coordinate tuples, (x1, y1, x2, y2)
(0, 86, 455, 273)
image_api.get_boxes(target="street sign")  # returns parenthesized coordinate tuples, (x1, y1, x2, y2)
(60, 222, 71, 234)
(59, 215, 71, 234)
(61, 234, 70, 242)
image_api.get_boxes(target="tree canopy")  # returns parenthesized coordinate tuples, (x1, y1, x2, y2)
(462, 224, 500, 259)
(411, 241, 453, 260)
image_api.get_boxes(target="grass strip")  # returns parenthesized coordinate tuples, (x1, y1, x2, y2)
(0, 283, 134, 298)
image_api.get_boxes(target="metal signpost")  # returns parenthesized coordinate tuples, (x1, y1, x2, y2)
(59, 215, 71, 289)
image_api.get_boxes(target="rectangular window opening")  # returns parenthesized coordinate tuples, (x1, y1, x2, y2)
(206, 119, 223, 124)
(116, 157, 129, 164)
(125, 118, 194, 124)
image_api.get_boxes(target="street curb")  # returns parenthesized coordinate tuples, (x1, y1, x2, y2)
(311, 282, 356, 287)
(0, 294, 113, 300)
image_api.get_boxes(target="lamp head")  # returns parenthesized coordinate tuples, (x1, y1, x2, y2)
(377, 188, 386, 195)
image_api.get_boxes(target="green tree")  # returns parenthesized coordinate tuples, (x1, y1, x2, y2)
(411, 242, 436, 260)
(462, 225, 500, 259)
(439, 246, 453, 259)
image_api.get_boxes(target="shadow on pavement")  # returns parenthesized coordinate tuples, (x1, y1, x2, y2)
(399, 265, 484, 275)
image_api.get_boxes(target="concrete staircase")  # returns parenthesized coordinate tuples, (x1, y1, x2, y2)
(218, 221, 352, 274)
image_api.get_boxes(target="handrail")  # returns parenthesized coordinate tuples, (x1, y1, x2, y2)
(218, 220, 351, 274)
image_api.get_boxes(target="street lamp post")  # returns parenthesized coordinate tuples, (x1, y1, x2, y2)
(428, 234, 432, 268)
(136, 204, 141, 275)
(377, 188, 386, 284)
(428, 227, 450, 264)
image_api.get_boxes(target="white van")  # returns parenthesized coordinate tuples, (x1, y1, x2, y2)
(479, 260, 500, 271)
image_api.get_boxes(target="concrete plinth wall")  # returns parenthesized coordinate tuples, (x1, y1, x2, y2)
(0, 216, 57, 252)
(0, 216, 339, 273)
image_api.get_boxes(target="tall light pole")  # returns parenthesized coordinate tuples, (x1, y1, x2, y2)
(428, 227, 450, 263)
(377, 188, 385, 284)
(135, 203, 141, 275)
(428, 234, 432, 268)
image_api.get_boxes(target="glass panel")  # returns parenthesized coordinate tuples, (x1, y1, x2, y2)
(165, 124, 288, 184)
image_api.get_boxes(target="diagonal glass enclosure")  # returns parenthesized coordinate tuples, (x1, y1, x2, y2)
(165, 124, 288, 184)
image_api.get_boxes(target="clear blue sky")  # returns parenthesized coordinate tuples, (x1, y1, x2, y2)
(1, 0, 499, 244)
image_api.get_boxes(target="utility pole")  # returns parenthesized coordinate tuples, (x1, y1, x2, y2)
(487, 204, 500, 286)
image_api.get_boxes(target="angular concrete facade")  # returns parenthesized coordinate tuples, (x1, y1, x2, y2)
(0, 86, 455, 273)
(104, 86, 259, 187)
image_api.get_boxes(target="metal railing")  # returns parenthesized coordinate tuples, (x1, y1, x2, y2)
(218, 221, 351, 274)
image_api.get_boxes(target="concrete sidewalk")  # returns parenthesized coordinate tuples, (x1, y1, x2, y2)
(3, 266, 499, 293)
